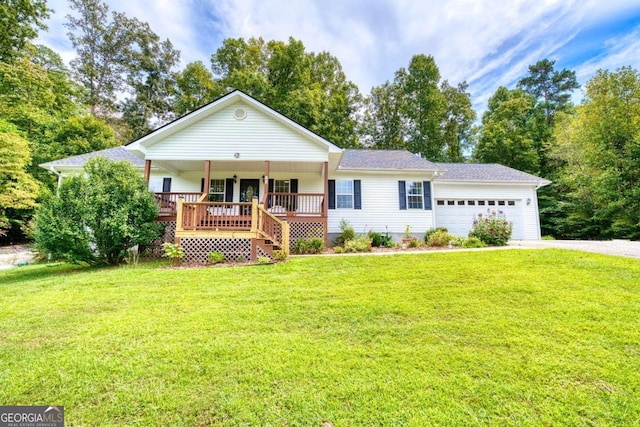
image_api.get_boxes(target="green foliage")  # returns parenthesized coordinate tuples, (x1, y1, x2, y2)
(35, 158, 162, 265)
(550, 67, 640, 239)
(256, 256, 272, 264)
(427, 230, 455, 247)
(0, 0, 49, 63)
(0, 123, 40, 236)
(473, 87, 540, 174)
(211, 37, 362, 148)
(173, 61, 224, 116)
(368, 230, 393, 248)
(162, 243, 184, 266)
(333, 219, 355, 246)
(342, 235, 372, 253)
(272, 250, 288, 262)
(408, 238, 421, 248)
(207, 251, 225, 264)
(292, 237, 324, 254)
(424, 227, 449, 243)
(461, 237, 488, 248)
(468, 209, 513, 246)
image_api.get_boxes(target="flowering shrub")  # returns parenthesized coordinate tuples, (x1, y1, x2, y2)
(468, 210, 513, 246)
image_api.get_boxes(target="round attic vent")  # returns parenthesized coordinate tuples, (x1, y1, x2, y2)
(234, 108, 247, 120)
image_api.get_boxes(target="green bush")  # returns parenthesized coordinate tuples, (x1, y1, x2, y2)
(273, 250, 288, 262)
(427, 230, 454, 247)
(343, 236, 372, 253)
(162, 242, 184, 266)
(462, 237, 488, 248)
(207, 251, 225, 264)
(368, 230, 393, 248)
(468, 209, 513, 246)
(293, 237, 324, 254)
(450, 236, 466, 247)
(424, 227, 449, 243)
(35, 157, 162, 265)
(408, 239, 420, 248)
(333, 219, 355, 246)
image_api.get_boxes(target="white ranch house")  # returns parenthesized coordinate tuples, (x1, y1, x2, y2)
(41, 90, 550, 262)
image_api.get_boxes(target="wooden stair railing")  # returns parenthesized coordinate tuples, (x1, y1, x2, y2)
(255, 199, 290, 257)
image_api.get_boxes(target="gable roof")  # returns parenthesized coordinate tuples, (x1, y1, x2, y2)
(434, 162, 551, 185)
(338, 149, 442, 171)
(39, 146, 144, 170)
(126, 90, 342, 155)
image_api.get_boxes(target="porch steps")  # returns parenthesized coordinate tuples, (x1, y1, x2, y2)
(253, 237, 278, 261)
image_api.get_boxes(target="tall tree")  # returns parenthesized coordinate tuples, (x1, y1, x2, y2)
(399, 54, 446, 160)
(0, 121, 40, 236)
(440, 80, 476, 162)
(551, 67, 640, 239)
(360, 81, 405, 149)
(173, 61, 224, 116)
(0, 0, 49, 63)
(473, 87, 539, 174)
(211, 37, 361, 148)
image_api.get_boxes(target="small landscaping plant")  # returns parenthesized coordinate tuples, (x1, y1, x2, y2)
(427, 229, 455, 247)
(334, 219, 355, 246)
(468, 209, 513, 246)
(424, 227, 448, 243)
(341, 235, 372, 253)
(368, 230, 393, 248)
(408, 238, 421, 248)
(273, 250, 288, 262)
(161, 242, 184, 266)
(462, 237, 487, 248)
(256, 256, 272, 264)
(293, 237, 324, 254)
(207, 251, 225, 264)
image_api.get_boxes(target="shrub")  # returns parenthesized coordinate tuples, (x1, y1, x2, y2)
(369, 230, 393, 248)
(427, 230, 455, 247)
(162, 242, 184, 266)
(257, 256, 271, 264)
(462, 237, 487, 248)
(207, 251, 225, 264)
(468, 209, 513, 246)
(343, 236, 372, 253)
(542, 235, 556, 240)
(34, 157, 162, 265)
(408, 239, 420, 248)
(293, 237, 324, 254)
(273, 250, 288, 262)
(450, 236, 466, 247)
(334, 219, 355, 246)
(424, 227, 449, 243)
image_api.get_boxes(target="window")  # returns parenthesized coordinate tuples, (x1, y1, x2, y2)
(508, 200, 516, 206)
(478, 200, 486, 206)
(274, 179, 290, 193)
(406, 181, 424, 209)
(336, 180, 353, 209)
(488, 200, 496, 206)
(457, 200, 465, 206)
(209, 179, 225, 202)
(498, 200, 505, 206)
(468, 200, 475, 206)
(447, 200, 455, 206)
(437, 200, 445, 206)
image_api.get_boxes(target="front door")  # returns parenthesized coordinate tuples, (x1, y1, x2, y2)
(239, 179, 260, 202)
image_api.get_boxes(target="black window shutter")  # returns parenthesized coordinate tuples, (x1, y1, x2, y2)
(200, 178, 205, 193)
(328, 180, 336, 210)
(268, 179, 274, 193)
(354, 179, 362, 210)
(290, 179, 298, 193)
(398, 181, 407, 210)
(225, 178, 234, 202)
(423, 181, 432, 210)
(268, 179, 274, 208)
(162, 177, 171, 192)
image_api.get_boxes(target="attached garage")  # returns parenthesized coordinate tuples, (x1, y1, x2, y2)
(434, 198, 524, 239)
(432, 163, 551, 240)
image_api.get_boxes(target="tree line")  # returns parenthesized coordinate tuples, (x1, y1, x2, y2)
(1, 0, 639, 242)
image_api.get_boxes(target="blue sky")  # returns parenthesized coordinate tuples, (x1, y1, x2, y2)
(39, 0, 640, 112)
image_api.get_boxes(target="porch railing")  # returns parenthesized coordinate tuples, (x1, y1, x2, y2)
(155, 192, 201, 217)
(176, 198, 290, 255)
(265, 193, 324, 216)
(178, 201, 253, 230)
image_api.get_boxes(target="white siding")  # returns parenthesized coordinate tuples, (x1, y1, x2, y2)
(145, 102, 328, 162)
(328, 173, 434, 236)
(433, 182, 542, 240)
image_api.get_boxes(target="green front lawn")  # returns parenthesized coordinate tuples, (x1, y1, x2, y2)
(1, 249, 639, 426)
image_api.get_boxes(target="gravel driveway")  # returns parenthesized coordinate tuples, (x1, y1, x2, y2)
(509, 240, 640, 259)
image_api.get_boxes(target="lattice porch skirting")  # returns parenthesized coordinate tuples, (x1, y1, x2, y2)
(145, 221, 176, 258)
(179, 237, 252, 264)
(288, 221, 325, 247)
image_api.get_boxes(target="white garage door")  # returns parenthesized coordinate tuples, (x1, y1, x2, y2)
(434, 199, 524, 240)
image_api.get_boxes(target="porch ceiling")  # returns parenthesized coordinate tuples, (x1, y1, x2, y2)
(153, 160, 324, 174)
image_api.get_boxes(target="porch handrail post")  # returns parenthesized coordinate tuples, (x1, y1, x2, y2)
(176, 198, 184, 232)
(282, 220, 290, 256)
(251, 197, 259, 233)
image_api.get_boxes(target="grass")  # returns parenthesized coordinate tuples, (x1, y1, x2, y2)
(1, 249, 639, 426)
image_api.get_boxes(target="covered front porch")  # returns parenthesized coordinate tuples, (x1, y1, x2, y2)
(145, 159, 330, 261)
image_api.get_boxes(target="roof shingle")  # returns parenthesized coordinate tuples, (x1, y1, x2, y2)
(39, 146, 144, 168)
(339, 149, 440, 170)
(433, 162, 550, 184)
